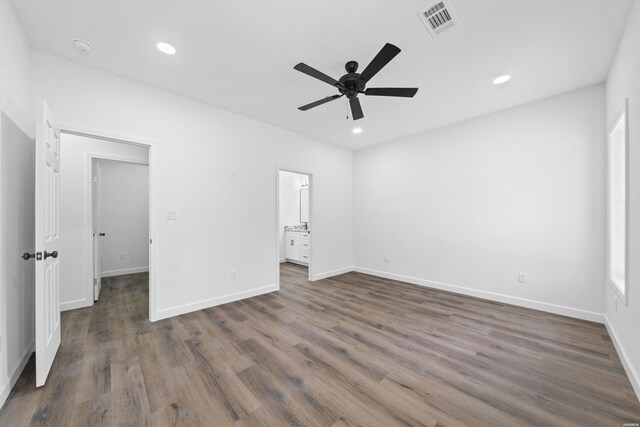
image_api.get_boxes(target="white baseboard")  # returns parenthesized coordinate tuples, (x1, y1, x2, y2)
(279, 258, 287, 263)
(60, 298, 91, 312)
(0, 341, 33, 410)
(312, 266, 354, 281)
(101, 266, 149, 278)
(354, 267, 604, 323)
(605, 316, 640, 401)
(152, 284, 278, 322)
(285, 259, 309, 267)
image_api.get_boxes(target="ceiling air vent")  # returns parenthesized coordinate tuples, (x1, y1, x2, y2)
(418, 1, 458, 37)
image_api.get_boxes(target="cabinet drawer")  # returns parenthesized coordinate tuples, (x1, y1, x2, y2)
(300, 253, 310, 262)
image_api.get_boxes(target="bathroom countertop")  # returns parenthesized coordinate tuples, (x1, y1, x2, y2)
(284, 225, 309, 232)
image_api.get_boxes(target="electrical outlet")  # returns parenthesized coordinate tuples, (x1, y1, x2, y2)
(231, 270, 237, 279)
(120, 252, 126, 260)
(384, 254, 389, 263)
(231, 169, 238, 178)
(518, 272, 527, 283)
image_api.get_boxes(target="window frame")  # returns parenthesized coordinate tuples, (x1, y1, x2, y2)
(607, 99, 629, 305)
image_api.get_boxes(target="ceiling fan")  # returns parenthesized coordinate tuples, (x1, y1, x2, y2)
(294, 43, 418, 121)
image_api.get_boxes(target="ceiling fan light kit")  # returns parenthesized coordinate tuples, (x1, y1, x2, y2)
(294, 43, 419, 121)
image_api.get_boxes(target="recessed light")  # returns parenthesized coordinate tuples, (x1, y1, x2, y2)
(72, 39, 93, 53)
(493, 75, 511, 85)
(157, 42, 176, 55)
(352, 127, 363, 135)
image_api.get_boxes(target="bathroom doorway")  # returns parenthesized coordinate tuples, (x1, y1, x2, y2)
(277, 169, 312, 285)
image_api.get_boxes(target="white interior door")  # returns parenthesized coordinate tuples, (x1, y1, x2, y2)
(35, 100, 61, 387)
(93, 160, 102, 300)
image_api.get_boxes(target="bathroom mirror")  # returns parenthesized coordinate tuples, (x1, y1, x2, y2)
(300, 187, 309, 223)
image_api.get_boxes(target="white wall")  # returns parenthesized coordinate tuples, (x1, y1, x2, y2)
(605, 0, 640, 398)
(0, 114, 35, 408)
(0, 0, 34, 408)
(354, 84, 606, 322)
(278, 171, 307, 260)
(0, 0, 33, 137)
(59, 134, 149, 310)
(34, 52, 354, 320)
(98, 160, 149, 277)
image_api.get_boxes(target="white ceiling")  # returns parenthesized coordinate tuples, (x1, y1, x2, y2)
(11, 0, 631, 150)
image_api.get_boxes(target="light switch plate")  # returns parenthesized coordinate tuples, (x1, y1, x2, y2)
(165, 209, 178, 220)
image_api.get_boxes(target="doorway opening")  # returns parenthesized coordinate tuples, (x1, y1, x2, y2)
(277, 169, 312, 285)
(59, 132, 151, 320)
(91, 158, 149, 303)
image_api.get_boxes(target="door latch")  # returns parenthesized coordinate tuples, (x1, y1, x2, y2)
(22, 252, 44, 261)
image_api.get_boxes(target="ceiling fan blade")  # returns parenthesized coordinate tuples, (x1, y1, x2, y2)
(359, 43, 401, 83)
(298, 94, 343, 111)
(349, 97, 364, 120)
(294, 63, 343, 88)
(364, 87, 418, 97)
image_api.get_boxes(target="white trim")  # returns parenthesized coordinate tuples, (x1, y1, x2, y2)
(606, 99, 630, 306)
(275, 167, 281, 291)
(311, 266, 354, 281)
(279, 258, 287, 263)
(354, 267, 605, 323)
(84, 152, 150, 306)
(59, 123, 156, 147)
(101, 267, 149, 278)
(154, 284, 278, 321)
(0, 342, 33, 409)
(60, 298, 91, 312)
(286, 259, 309, 267)
(605, 316, 640, 401)
(276, 166, 314, 284)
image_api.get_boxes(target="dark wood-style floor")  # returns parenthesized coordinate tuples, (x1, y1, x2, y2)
(1, 264, 639, 426)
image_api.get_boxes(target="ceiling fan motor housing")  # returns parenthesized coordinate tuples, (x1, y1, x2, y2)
(339, 61, 366, 99)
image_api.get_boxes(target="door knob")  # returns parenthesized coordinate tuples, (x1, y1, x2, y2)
(99, 233, 106, 237)
(22, 252, 35, 261)
(44, 250, 58, 260)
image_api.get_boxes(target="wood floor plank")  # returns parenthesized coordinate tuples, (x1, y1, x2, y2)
(1, 265, 639, 426)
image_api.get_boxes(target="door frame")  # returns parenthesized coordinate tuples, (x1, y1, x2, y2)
(276, 166, 313, 287)
(87, 153, 150, 302)
(59, 123, 158, 321)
